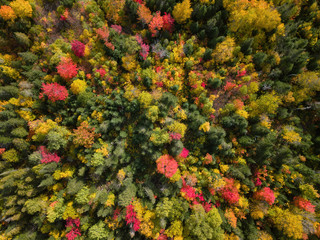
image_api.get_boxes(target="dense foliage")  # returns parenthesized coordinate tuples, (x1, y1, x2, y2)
(0, 0, 320, 239)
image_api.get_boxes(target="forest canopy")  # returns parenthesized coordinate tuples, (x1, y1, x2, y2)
(0, 0, 320, 239)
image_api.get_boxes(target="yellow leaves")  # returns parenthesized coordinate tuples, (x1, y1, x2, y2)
(95, 142, 109, 157)
(224, 0, 283, 47)
(220, 164, 229, 174)
(29, 119, 58, 141)
(172, 0, 193, 24)
(91, 110, 103, 123)
(169, 169, 181, 183)
(62, 202, 78, 220)
(260, 114, 271, 129)
(105, 193, 115, 207)
(1, 66, 20, 80)
(138, 91, 153, 108)
(122, 54, 137, 72)
(282, 126, 302, 144)
(269, 206, 304, 239)
(9, 0, 32, 18)
(212, 37, 236, 64)
(117, 169, 126, 183)
(70, 79, 87, 95)
(165, 220, 183, 238)
(16, 110, 35, 121)
(236, 109, 248, 119)
(146, 105, 159, 122)
(53, 166, 75, 180)
(249, 91, 281, 117)
(199, 122, 210, 132)
(200, 0, 215, 4)
(132, 199, 156, 238)
(168, 121, 187, 137)
(173, 106, 187, 120)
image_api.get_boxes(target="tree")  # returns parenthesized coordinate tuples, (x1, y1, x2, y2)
(172, 0, 193, 24)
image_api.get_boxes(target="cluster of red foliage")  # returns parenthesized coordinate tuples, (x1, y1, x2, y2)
(149, 11, 174, 36)
(65, 218, 81, 240)
(169, 132, 181, 140)
(111, 24, 122, 33)
(57, 58, 78, 80)
(39, 82, 68, 102)
(253, 187, 275, 205)
(224, 82, 237, 91)
(162, 13, 175, 32)
(220, 178, 240, 205)
(125, 204, 140, 232)
(293, 196, 315, 213)
(156, 155, 178, 178)
(71, 40, 85, 58)
(181, 179, 212, 212)
(39, 146, 60, 164)
(136, 34, 150, 60)
(96, 68, 106, 78)
(179, 148, 189, 158)
(60, 9, 69, 21)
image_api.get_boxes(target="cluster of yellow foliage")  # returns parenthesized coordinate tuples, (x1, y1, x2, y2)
(199, 122, 210, 132)
(282, 126, 302, 144)
(168, 121, 187, 137)
(29, 119, 58, 141)
(224, 0, 284, 46)
(269, 206, 304, 239)
(172, 0, 193, 24)
(9, 0, 32, 18)
(132, 200, 156, 238)
(249, 91, 282, 117)
(212, 37, 236, 64)
(70, 79, 87, 94)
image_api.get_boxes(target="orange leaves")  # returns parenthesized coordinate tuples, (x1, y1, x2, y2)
(73, 122, 101, 148)
(0, 5, 16, 21)
(137, 4, 152, 24)
(95, 26, 115, 50)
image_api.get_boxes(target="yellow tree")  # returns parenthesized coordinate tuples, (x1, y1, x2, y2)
(172, 0, 193, 24)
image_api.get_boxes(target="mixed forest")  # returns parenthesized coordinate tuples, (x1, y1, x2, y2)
(1, 0, 320, 239)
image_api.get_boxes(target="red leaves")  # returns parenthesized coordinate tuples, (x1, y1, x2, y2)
(293, 196, 315, 213)
(253, 187, 275, 205)
(224, 81, 237, 91)
(65, 218, 81, 240)
(156, 155, 178, 178)
(96, 68, 106, 78)
(136, 34, 150, 60)
(148, 12, 174, 37)
(220, 178, 240, 205)
(39, 146, 60, 164)
(162, 13, 175, 32)
(57, 58, 78, 80)
(179, 148, 189, 158)
(39, 82, 68, 102)
(71, 40, 85, 58)
(125, 204, 140, 232)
